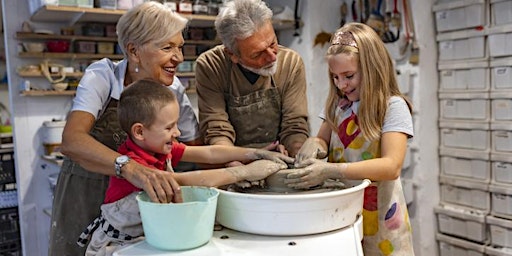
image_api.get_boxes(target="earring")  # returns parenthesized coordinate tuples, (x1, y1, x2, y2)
(134, 65, 139, 73)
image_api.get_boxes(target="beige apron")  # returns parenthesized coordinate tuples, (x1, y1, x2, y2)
(329, 102, 414, 256)
(226, 75, 282, 149)
(49, 99, 127, 256)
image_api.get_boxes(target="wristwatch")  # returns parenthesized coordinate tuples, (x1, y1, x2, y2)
(115, 155, 130, 178)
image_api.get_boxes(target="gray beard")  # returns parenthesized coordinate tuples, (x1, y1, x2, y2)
(239, 60, 278, 77)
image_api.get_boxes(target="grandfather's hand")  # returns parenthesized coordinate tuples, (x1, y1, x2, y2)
(250, 149, 294, 165)
(122, 161, 183, 203)
(294, 137, 328, 166)
(228, 159, 287, 182)
(285, 158, 346, 189)
(262, 141, 288, 156)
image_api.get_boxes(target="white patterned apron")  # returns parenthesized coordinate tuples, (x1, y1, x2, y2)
(329, 101, 414, 256)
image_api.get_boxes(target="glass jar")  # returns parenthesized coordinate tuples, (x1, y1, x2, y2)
(207, 0, 219, 16)
(163, 0, 178, 12)
(178, 0, 193, 14)
(193, 0, 209, 15)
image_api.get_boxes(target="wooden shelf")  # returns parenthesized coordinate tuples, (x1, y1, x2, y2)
(18, 52, 123, 59)
(17, 32, 221, 45)
(16, 32, 118, 42)
(177, 72, 195, 77)
(30, 5, 218, 26)
(21, 90, 76, 96)
(18, 70, 83, 77)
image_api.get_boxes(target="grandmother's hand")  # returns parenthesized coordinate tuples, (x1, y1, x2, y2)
(122, 161, 183, 203)
(294, 137, 328, 166)
(285, 159, 347, 189)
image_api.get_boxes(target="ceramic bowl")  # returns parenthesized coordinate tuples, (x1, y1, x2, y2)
(52, 82, 68, 92)
(23, 42, 45, 53)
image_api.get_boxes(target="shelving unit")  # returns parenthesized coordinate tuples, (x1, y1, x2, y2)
(29, 5, 217, 26)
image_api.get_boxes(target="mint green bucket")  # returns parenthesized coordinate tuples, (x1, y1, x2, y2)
(136, 186, 219, 250)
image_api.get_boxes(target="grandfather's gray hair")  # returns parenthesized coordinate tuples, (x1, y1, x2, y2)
(214, 0, 273, 56)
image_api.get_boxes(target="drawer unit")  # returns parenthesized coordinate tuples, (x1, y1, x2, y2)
(435, 205, 487, 243)
(440, 121, 490, 152)
(440, 153, 490, 182)
(437, 29, 486, 61)
(488, 26, 512, 58)
(440, 175, 490, 212)
(491, 0, 512, 26)
(492, 153, 512, 185)
(492, 99, 512, 121)
(437, 233, 486, 256)
(438, 61, 489, 92)
(433, 0, 487, 32)
(491, 122, 512, 153)
(489, 184, 512, 219)
(486, 245, 512, 256)
(491, 57, 512, 92)
(487, 215, 512, 247)
(439, 92, 490, 121)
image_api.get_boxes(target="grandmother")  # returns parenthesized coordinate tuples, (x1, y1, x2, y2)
(48, 2, 199, 255)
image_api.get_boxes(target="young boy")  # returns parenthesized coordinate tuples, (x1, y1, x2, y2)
(79, 79, 292, 255)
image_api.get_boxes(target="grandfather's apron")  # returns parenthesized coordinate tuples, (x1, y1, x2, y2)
(49, 98, 127, 256)
(226, 74, 281, 149)
(329, 102, 414, 256)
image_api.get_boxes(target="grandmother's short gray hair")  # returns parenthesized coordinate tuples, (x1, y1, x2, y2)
(116, 1, 188, 57)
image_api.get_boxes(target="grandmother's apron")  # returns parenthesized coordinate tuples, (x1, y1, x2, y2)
(226, 75, 281, 149)
(49, 99, 126, 256)
(329, 102, 414, 256)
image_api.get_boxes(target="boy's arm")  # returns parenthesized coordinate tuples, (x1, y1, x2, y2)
(174, 160, 285, 187)
(181, 145, 294, 165)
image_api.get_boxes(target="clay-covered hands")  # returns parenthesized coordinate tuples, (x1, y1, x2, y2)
(122, 162, 183, 203)
(294, 137, 328, 166)
(249, 149, 295, 166)
(285, 158, 348, 189)
(228, 159, 288, 182)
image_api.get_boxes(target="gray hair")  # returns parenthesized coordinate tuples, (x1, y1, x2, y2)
(116, 1, 188, 57)
(215, 0, 273, 55)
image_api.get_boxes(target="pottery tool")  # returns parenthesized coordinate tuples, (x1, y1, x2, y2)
(366, 0, 385, 37)
(403, 0, 419, 64)
(340, 2, 348, 26)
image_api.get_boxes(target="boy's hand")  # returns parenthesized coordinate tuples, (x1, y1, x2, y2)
(228, 159, 287, 182)
(251, 149, 294, 165)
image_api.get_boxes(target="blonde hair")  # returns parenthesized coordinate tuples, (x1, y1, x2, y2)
(116, 1, 188, 57)
(324, 23, 412, 141)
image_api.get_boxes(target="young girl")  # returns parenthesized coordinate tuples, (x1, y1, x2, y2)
(79, 79, 292, 255)
(287, 23, 414, 255)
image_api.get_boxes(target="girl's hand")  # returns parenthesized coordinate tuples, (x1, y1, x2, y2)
(294, 137, 328, 166)
(285, 159, 347, 189)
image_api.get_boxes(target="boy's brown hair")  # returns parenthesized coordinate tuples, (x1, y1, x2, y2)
(118, 79, 177, 136)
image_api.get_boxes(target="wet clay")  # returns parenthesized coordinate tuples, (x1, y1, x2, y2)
(228, 169, 347, 195)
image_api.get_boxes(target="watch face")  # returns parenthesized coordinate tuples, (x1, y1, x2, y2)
(117, 155, 129, 164)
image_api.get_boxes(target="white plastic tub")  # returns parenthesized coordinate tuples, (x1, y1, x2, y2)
(216, 179, 371, 236)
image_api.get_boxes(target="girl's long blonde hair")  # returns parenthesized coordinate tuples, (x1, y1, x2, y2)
(324, 22, 412, 141)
